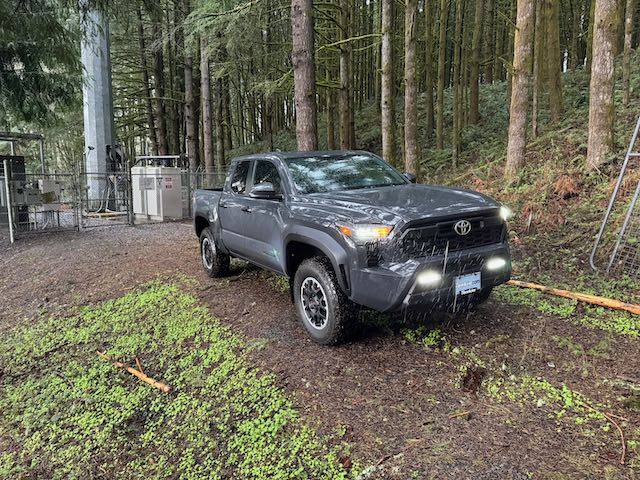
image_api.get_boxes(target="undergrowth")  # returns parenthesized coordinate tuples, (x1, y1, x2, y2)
(0, 283, 355, 479)
(494, 285, 640, 337)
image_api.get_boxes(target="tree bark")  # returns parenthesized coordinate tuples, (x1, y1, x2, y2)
(436, 0, 448, 149)
(532, 0, 544, 138)
(381, 0, 397, 164)
(483, 0, 495, 83)
(424, 0, 435, 136)
(291, 0, 318, 151)
(622, 0, 636, 106)
(569, 0, 582, 69)
(451, 0, 463, 166)
(504, 0, 534, 179)
(545, 0, 563, 123)
(586, 0, 596, 72)
(404, 0, 418, 173)
(184, 49, 198, 168)
(339, 0, 355, 149)
(214, 77, 225, 167)
(470, 0, 484, 124)
(136, 7, 159, 155)
(200, 37, 214, 173)
(586, 0, 617, 169)
(152, 19, 169, 156)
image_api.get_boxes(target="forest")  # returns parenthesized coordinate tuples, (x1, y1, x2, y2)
(2, 0, 638, 180)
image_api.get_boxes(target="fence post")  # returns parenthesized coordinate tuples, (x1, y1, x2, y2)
(126, 156, 134, 226)
(3, 159, 15, 244)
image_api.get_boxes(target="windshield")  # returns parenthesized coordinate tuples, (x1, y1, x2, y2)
(285, 153, 407, 194)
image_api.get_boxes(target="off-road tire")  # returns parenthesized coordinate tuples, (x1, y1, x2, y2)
(293, 256, 355, 345)
(199, 227, 230, 278)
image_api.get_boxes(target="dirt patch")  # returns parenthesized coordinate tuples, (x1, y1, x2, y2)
(1, 223, 638, 478)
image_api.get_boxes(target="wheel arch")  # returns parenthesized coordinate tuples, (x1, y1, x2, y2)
(284, 232, 350, 295)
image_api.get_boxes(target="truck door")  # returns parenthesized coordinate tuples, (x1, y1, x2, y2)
(242, 159, 287, 273)
(218, 160, 256, 258)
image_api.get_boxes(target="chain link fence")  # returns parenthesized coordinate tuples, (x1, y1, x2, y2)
(1, 160, 227, 243)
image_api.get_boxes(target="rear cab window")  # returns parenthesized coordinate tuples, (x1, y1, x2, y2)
(230, 161, 251, 194)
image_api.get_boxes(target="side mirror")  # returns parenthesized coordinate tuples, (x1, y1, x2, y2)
(249, 182, 280, 199)
(403, 172, 417, 183)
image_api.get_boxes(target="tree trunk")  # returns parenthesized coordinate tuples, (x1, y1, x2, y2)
(569, 0, 582, 69)
(381, 0, 397, 164)
(200, 37, 214, 173)
(586, 0, 596, 72)
(339, 0, 355, 149)
(184, 48, 198, 169)
(152, 19, 169, 156)
(214, 77, 225, 167)
(483, 0, 495, 83)
(436, 0, 448, 149)
(506, 0, 517, 110)
(532, 0, 544, 138)
(137, 7, 159, 155)
(404, 0, 418, 173)
(504, 0, 534, 179)
(622, 0, 636, 106)
(546, 0, 563, 123)
(470, 0, 484, 124)
(451, 0, 463, 166)
(424, 0, 435, 137)
(586, 0, 617, 169)
(291, 0, 318, 151)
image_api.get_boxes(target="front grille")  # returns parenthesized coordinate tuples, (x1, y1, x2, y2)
(395, 215, 505, 261)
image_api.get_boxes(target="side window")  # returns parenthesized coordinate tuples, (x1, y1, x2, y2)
(230, 161, 250, 194)
(253, 160, 283, 194)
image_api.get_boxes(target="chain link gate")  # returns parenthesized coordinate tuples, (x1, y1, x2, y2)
(590, 116, 640, 278)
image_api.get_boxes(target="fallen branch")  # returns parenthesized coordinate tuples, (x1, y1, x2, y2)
(506, 280, 640, 316)
(583, 403, 626, 465)
(449, 410, 471, 419)
(96, 351, 171, 393)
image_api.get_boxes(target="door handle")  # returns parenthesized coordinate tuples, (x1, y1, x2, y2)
(241, 206, 253, 213)
(219, 201, 228, 208)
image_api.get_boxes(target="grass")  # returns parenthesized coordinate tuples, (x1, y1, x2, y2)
(0, 283, 355, 479)
(493, 284, 640, 337)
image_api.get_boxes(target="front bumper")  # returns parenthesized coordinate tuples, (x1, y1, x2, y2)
(348, 242, 511, 312)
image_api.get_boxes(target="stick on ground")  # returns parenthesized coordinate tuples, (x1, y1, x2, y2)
(507, 280, 640, 315)
(97, 351, 171, 393)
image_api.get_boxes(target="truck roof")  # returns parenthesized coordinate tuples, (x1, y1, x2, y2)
(231, 150, 373, 162)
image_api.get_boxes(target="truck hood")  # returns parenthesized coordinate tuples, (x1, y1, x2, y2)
(292, 183, 500, 225)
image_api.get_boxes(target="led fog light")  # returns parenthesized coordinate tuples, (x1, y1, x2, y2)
(486, 257, 507, 271)
(417, 270, 442, 287)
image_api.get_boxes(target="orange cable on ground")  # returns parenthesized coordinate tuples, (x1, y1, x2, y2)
(507, 280, 640, 316)
(97, 351, 171, 393)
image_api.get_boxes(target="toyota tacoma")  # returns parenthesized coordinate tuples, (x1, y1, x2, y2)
(193, 151, 511, 344)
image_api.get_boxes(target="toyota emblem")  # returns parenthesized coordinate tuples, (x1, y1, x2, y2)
(454, 220, 471, 236)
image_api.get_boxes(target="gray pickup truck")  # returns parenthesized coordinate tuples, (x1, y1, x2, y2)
(193, 150, 511, 344)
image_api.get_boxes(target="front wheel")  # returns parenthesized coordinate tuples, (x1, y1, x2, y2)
(293, 257, 355, 345)
(200, 227, 230, 278)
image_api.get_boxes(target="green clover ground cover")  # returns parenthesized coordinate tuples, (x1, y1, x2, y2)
(0, 283, 354, 479)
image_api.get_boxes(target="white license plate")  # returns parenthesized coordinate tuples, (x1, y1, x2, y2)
(455, 272, 481, 296)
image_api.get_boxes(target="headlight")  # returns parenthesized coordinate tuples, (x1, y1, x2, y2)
(499, 205, 511, 221)
(338, 224, 393, 243)
(417, 270, 442, 287)
(486, 257, 507, 270)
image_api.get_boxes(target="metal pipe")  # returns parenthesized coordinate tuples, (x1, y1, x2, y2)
(607, 180, 640, 272)
(39, 138, 46, 174)
(589, 115, 640, 271)
(3, 159, 14, 244)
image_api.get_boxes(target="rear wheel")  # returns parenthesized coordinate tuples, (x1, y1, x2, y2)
(199, 227, 230, 278)
(293, 257, 355, 345)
